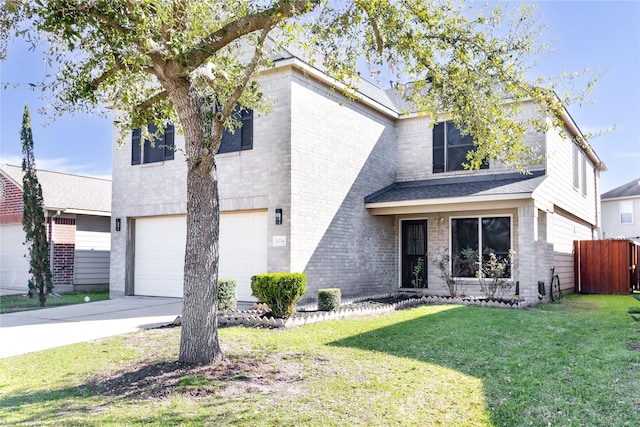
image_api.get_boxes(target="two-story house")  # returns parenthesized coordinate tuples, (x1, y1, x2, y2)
(109, 46, 605, 303)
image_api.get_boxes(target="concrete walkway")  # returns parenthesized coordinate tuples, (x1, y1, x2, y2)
(0, 297, 182, 358)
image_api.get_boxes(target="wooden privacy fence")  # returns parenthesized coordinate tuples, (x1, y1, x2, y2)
(574, 240, 639, 294)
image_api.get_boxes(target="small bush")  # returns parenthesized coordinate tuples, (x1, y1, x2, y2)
(251, 272, 306, 318)
(318, 288, 341, 311)
(217, 278, 237, 314)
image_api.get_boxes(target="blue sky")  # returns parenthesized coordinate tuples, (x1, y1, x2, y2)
(1, 1, 639, 192)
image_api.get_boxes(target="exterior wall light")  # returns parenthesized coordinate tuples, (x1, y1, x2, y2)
(275, 208, 283, 225)
(115, 218, 121, 232)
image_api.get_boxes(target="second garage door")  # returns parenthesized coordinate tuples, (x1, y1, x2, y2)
(134, 211, 267, 301)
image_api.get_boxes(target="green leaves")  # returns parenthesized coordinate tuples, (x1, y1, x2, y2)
(21, 105, 53, 308)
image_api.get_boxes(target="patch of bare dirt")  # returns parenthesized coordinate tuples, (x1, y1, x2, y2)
(84, 350, 306, 402)
(629, 342, 640, 352)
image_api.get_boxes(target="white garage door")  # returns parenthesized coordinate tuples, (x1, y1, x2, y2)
(219, 211, 267, 302)
(0, 224, 30, 292)
(134, 211, 267, 301)
(135, 216, 186, 297)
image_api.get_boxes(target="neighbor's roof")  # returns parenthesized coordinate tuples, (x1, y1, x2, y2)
(0, 164, 111, 214)
(365, 170, 547, 204)
(601, 178, 640, 200)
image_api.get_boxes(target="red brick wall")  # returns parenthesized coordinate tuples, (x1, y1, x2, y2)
(0, 173, 23, 223)
(49, 217, 76, 287)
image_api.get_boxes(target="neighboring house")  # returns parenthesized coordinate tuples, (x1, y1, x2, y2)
(601, 178, 640, 243)
(0, 164, 112, 293)
(109, 45, 605, 303)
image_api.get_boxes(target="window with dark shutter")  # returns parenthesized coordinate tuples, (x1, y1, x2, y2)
(432, 121, 488, 173)
(131, 124, 175, 165)
(218, 107, 253, 154)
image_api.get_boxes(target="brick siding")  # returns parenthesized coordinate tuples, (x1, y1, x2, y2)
(0, 173, 24, 223)
(48, 216, 76, 287)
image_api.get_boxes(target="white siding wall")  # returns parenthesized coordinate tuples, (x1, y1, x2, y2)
(539, 125, 599, 225)
(0, 224, 29, 291)
(74, 215, 110, 286)
(601, 197, 640, 242)
(551, 209, 593, 293)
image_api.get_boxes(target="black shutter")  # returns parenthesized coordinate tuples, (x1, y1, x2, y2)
(240, 109, 253, 151)
(164, 125, 175, 161)
(131, 128, 141, 165)
(432, 122, 445, 173)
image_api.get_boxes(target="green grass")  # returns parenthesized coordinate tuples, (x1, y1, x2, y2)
(0, 290, 110, 314)
(0, 294, 638, 426)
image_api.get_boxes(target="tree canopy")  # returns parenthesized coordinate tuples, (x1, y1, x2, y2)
(0, 0, 595, 363)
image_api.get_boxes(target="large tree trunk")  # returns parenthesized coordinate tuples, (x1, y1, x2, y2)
(179, 159, 222, 364)
(171, 82, 222, 365)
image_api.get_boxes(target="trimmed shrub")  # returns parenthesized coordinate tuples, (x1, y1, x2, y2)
(318, 288, 341, 311)
(217, 278, 237, 314)
(251, 272, 306, 318)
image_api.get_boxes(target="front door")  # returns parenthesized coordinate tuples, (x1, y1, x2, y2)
(402, 220, 428, 288)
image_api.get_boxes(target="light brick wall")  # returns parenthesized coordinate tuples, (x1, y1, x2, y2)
(396, 102, 544, 182)
(289, 72, 397, 301)
(109, 69, 294, 294)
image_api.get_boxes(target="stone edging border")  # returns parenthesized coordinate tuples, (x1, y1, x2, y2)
(218, 293, 535, 329)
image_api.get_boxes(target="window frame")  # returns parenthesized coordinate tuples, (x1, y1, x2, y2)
(620, 200, 633, 225)
(449, 214, 513, 279)
(581, 152, 587, 197)
(572, 143, 580, 190)
(432, 120, 489, 174)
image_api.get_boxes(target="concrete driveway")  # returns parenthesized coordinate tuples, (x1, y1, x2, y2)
(0, 296, 182, 358)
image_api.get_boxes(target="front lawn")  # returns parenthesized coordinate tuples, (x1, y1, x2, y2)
(0, 294, 638, 426)
(0, 290, 110, 314)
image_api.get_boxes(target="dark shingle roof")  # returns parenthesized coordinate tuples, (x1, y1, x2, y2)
(601, 178, 640, 200)
(1, 164, 111, 213)
(365, 170, 546, 204)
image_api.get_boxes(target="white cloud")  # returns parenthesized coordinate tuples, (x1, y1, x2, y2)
(0, 155, 112, 180)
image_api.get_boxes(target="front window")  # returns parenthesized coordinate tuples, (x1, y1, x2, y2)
(620, 200, 633, 224)
(433, 121, 488, 173)
(451, 216, 511, 278)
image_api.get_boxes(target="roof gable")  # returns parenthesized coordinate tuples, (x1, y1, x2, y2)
(0, 164, 112, 214)
(601, 178, 640, 200)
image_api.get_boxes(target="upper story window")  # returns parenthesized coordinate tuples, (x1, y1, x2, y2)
(218, 108, 253, 154)
(131, 124, 174, 165)
(573, 144, 580, 189)
(573, 143, 589, 196)
(433, 121, 488, 173)
(620, 200, 633, 224)
(581, 154, 587, 196)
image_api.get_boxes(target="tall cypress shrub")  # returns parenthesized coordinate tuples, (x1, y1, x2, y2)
(21, 105, 53, 307)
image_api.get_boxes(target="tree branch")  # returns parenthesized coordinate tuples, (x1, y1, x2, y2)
(183, 0, 320, 70)
(135, 90, 169, 112)
(219, 27, 271, 121)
